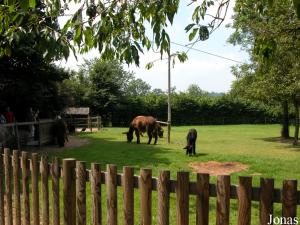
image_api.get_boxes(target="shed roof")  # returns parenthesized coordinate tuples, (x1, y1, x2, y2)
(65, 107, 90, 115)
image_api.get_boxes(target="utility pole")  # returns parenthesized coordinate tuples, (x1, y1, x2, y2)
(167, 51, 171, 144)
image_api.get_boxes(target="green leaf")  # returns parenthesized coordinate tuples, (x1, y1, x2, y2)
(84, 27, 94, 47)
(4, 46, 11, 57)
(189, 28, 198, 41)
(29, 0, 36, 8)
(134, 41, 144, 53)
(199, 26, 209, 41)
(177, 52, 188, 62)
(74, 28, 82, 45)
(19, 1, 29, 10)
(131, 45, 139, 66)
(145, 62, 154, 70)
(185, 23, 195, 32)
(192, 6, 200, 24)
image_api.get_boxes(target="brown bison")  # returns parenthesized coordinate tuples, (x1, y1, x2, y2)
(123, 116, 163, 144)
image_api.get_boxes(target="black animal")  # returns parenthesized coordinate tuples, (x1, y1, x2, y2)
(53, 118, 68, 147)
(183, 128, 197, 155)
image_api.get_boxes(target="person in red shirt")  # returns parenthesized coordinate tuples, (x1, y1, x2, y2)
(5, 107, 15, 123)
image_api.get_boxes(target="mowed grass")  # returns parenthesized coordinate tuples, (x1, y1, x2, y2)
(44, 125, 300, 225)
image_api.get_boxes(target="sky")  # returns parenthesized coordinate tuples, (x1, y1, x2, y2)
(58, 0, 249, 93)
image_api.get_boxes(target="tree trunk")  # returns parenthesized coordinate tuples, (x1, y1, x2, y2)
(293, 99, 299, 146)
(281, 100, 290, 139)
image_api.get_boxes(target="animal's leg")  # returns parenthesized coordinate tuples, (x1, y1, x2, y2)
(193, 142, 196, 155)
(135, 129, 140, 144)
(147, 130, 152, 144)
(153, 133, 158, 144)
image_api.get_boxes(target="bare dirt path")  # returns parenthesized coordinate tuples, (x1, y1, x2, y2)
(28, 135, 90, 153)
(189, 161, 249, 176)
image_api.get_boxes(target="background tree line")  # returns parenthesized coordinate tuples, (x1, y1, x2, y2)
(59, 58, 281, 127)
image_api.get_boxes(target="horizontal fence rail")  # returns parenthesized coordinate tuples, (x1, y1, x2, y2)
(0, 149, 299, 225)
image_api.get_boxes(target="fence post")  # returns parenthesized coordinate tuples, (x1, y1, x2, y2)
(216, 175, 230, 225)
(52, 157, 60, 225)
(88, 115, 92, 132)
(63, 158, 76, 225)
(123, 166, 134, 225)
(32, 153, 40, 225)
(38, 120, 42, 148)
(14, 122, 20, 150)
(140, 168, 152, 225)
(4, 149, 13, 225)
(282, 180, 297, 218)
(13, 150, 21, 225)
(76, 161, 87, 225)
(176, 171, 189, 225)
(0, 149, 4, 225)
(97, 116, 100, 131)
(259, 178, 274, 225)
(41, 155, 49, 225)
(107, 164, 117, 225)
(157, 170, 170, 225)
(22, 151, 30, 225)
(237, 177, 252, 225)
(196, 173, 209, 225)
(91, 163, 102, 225)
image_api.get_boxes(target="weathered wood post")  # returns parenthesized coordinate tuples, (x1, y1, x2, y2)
(76, 161, 87, 225)
(157, 170, 170, 225)
(196, 173, 209, 225)
(107, 164, 117, 225)
(237, 177, 252, 225)
(176, 171, 189, 225)
(52, 157, 60, 225)
(41, 155, 49, 225)
(22, 151, 30, 225)
(123, 166, 134, 225)
(282, 180, 297, 219)
(91, 163, 102, 225)
(216, 175, 230, 225)
(63, 159, 76, 225)
(4, 149, 13, 225)
(32, 153, 40, 225)
(259, 178, 274, 225)
(0, 149, 4, 225)
(140, 168, 152, 225)
(13, 150, 21, 225)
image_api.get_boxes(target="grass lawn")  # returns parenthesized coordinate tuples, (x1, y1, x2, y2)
(44, 125, 300, 225)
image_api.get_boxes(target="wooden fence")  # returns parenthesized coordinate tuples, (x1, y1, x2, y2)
(65, 116, 102, 132)
(0, 149, 299, 225)
(0, 119, 54, 149)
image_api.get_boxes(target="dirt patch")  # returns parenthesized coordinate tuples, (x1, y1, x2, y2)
(189, 161, 249, 176)
(29, 135, 89, 153)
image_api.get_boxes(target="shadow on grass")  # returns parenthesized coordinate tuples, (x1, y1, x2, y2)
(44, 134, 175, 171)
(256, 137, 300, 150)
(185, 153, 208, 157)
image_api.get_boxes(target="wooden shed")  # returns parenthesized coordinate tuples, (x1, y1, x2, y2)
(64, 107, 90, 117)
(64, 107, 101, 132)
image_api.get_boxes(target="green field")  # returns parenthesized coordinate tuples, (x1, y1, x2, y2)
(45, 125, 300, 225)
